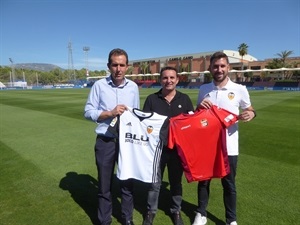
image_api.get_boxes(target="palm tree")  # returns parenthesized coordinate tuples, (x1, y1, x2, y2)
(140, 62, 149, 81)
(140, 62, 149, 74)
(238, 43, 249, 71)
(275, 50, 294, 67)
(126, 66, 133, 75)
(275, 50, 294, 79)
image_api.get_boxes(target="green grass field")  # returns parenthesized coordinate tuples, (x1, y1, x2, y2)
(0, 88, 299, 225)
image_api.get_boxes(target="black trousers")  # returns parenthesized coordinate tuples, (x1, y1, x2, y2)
(146, 148, 184, 213)
(95, 136, 135, 225)
(196, 156, 238, 223)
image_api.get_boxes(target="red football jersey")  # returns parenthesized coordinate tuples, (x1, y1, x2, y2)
(168, 105, 238, 182)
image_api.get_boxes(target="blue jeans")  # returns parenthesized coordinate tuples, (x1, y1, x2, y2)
(146, 148, 184, 214)
(196, 156, 238, 223)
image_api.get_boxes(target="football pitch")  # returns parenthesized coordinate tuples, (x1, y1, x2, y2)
(0, 88, 299, 225)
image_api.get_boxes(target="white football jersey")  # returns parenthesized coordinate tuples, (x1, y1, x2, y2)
(109, 107, 168, 183)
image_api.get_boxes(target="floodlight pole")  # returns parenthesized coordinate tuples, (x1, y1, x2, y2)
(22, 68, 26, 89)
(68, 40, 76, 81)
(36, 72, 39, 87)
(9, 58, 15, 87)
(9, 71, 12, 87)
(83, 46, 90, 77)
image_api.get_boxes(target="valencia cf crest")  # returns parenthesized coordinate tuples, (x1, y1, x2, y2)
(228, 92, 235, 100)
(200, 119, 208, 127)
(147, 125, 154, 134)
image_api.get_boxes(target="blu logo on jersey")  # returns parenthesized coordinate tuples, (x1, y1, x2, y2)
(125, 133, 149, 142)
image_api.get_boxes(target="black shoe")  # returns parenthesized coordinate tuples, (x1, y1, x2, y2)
(142, 211, 155, 225)
(172, 212, 184, 225)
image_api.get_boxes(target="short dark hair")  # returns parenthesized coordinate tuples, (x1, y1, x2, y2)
(108, 48, 129, 65)
(210, 51, 229, 64)
(160, 66, 178, 77)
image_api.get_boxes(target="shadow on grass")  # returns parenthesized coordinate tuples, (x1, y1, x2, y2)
(59, 172, 123, 225)
(132, 180, 225, 224)
(158, 182, 224, 224)
(206, 211, 226, 225)
(146, 181, 224, 225)
(59, 172, 225, 225)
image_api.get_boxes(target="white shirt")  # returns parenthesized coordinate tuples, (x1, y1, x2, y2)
(197, 78, 251, 155)
(84, 76, 140, 137)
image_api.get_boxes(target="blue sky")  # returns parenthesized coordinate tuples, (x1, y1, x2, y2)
(1, 0, 299, 71)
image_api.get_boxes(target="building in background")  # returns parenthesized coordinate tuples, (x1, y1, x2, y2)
(130, 50, 257, 81)
(129, 50, 300, 82)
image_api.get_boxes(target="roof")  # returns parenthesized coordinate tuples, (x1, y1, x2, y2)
(130, 50, 258, 64)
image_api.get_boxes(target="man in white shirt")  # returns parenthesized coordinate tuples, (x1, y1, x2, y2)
(193, 52, 256, 225)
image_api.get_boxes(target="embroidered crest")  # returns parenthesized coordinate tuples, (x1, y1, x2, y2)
(228, 92, 235, 100)
(147, 125, 154, 134)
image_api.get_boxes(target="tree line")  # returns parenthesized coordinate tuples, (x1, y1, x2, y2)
(0, 67, 108, 86)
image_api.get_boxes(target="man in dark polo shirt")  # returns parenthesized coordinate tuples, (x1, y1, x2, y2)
(142, 66, 194, 225)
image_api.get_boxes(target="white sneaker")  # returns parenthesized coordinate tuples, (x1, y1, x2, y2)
(226, 221, 237, 225)
(192, 212, 207, 225)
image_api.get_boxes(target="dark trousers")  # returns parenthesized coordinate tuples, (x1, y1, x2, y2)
(120, 179, 134, 222)
(146, 148, 184, 213)
(95, 136, 134, 225)
(197, 156, 238, 223)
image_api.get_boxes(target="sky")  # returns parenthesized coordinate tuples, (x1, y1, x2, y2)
(1, 0, 299, 71)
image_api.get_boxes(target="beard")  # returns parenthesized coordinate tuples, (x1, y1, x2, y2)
(212, 72, 228, 83)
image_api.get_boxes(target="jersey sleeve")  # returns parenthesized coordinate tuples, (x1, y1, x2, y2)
(167, 117, 176, 149)
(159, 118, 169, 146)
(107, 116, 120, 138)
(212, 105, 239, 128)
